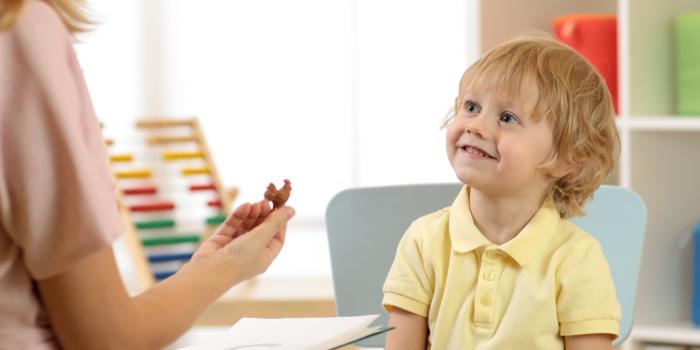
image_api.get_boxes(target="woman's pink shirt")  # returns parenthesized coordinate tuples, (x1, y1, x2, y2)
(0, 1, 123, 348)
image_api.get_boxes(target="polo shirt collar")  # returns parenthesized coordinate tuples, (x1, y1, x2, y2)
(448, 186, 561, 266)
(449, 186, 490, 253)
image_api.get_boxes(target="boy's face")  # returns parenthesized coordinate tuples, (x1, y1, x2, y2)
(446, 78, 556, 198)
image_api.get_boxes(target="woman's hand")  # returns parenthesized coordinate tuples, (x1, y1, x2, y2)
(190, 200, 295, 281)
(38, 200, 294, 349)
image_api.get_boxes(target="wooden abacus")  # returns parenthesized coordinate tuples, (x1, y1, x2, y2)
(104, 117, 237, 292)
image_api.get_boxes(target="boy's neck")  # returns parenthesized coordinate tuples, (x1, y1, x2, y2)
(468, 187, 548, 245)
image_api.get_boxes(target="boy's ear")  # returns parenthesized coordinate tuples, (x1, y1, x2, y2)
(549, 161, 573, 179)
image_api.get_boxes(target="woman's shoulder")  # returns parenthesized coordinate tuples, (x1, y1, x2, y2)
(17, 0, 67, 31)
(8, 0, 71, 61)
(2, 0, 76, 99)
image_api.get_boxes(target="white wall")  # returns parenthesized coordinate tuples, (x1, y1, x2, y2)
(77, 0, 477, 278)
(75, 1, 141, 122)
(356, 0, 474, 186)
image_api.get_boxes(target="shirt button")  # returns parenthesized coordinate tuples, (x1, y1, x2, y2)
(480, 296, 492, 306)
(483, 271, 496, 281)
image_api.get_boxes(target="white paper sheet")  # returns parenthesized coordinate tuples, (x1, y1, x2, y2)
(177, 314, 382, 350)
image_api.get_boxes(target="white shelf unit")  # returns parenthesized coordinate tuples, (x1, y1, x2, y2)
(623, 117, 700, 131)
(479, 0, 700, 349)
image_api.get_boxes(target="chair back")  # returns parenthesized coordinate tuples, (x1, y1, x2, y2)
(325, 184, 646, 347)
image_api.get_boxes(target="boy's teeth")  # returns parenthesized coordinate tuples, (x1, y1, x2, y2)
(466, 146, 487, 157)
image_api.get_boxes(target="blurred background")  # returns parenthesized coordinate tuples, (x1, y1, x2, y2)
(74, 1, 700, 349)
(77, 0, 477, 279)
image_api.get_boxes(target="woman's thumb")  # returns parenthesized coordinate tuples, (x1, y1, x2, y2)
(253, 206, 295, 240)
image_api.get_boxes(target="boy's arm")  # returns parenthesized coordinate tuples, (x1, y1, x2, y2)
(564, 334, 614, 350)
(385, 307, 428, 350)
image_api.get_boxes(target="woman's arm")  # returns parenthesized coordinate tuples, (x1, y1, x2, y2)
(564, 334, 614, 350)
(385, 307, 428, 350)
(38, 202, 294, 350)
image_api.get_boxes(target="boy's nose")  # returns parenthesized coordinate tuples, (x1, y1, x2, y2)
(465, 114, 490, 138)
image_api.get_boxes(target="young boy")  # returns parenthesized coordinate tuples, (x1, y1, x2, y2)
(382, 36, 621, 350)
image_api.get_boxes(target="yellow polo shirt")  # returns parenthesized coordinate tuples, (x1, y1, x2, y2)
(382, 186, 620, 349)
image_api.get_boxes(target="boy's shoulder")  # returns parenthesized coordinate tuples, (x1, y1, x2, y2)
(404, 206, 452, 242)
(551, 219, 606, 255)
(558, 219, 599, 241)
(417, 205, 452, 221)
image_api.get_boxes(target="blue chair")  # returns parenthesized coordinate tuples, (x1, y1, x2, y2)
(325, 184, 646, 347)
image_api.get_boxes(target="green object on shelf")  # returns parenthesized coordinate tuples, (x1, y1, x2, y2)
(141, 234, 200, 247)
(135, 219, 176, 230)
(206, 213, 227, 226)
(676, 12, 700, 116)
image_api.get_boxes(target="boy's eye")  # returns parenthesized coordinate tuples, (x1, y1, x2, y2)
(499, 112, 520, 124)
(464, 100, 480, 113)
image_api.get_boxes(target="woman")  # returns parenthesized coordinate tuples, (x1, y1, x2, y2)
(0, 1, 295, 348)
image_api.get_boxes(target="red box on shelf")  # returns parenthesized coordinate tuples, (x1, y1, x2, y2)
(553, 14, 618, 114)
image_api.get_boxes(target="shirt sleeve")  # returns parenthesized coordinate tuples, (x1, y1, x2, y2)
(0, 1, 124, 280)
(556, 237, 621, 338)
(382, 221, 433, 317)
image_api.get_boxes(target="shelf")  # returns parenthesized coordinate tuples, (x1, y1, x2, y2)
(631, 322, 700, 345)
(618, 116, 700, 131)
(479, 0, 616, 53)
(627, 0, 700, 116)
(479, 0, 700, 333)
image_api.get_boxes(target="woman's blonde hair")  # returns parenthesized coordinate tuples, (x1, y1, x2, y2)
(0, 0, 91, 34)
(453, 36, 619, 218)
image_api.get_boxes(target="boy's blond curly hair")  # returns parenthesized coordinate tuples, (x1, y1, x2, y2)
(454, 36, 619, 218)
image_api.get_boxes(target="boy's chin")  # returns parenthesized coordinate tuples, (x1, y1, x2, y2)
(455, 175, 510, 195)
(453, 172, 478, 186)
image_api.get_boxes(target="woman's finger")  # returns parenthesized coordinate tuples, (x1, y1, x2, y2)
(246, 206, 295, 244)
(240, 200, 264, 232)
(253, 200, 272, 227)
(260, 199, 272, 217)
(217, 202, 253, 238)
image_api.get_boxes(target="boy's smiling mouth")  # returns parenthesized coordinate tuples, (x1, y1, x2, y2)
(459, 144, 498, 160)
